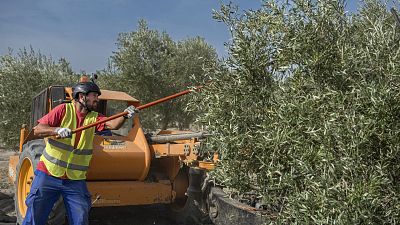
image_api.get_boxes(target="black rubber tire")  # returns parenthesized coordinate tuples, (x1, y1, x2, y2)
(169, 167, 212, 225)
(15, 139, 67, 225)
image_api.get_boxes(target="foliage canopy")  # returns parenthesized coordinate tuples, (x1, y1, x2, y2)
(99, 20, 218, 131)
(0, 48, 75, 148)
(192, 0, 400, 223)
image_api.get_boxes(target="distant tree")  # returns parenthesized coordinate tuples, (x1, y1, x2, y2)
(0, 47, 75, 148)
(103, 20, 217, 130)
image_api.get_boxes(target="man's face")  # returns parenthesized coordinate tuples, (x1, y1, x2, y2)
(80, 92, 99, 111)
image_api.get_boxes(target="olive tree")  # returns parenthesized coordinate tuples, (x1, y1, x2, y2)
(101, 20, 217, 131)
(192, 0, 400, 223)
(0, 48, 75, 148)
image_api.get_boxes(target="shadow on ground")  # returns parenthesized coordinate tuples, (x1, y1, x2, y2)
(89, 205, 178, 225)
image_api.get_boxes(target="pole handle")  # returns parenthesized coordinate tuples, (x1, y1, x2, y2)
(64, 86, 202, 136)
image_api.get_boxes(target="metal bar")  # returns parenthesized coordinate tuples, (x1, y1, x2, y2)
(147, 132, 209, 143)
(137, 88, 198, 110)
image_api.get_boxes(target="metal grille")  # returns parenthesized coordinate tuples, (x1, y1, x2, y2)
(50, 86, 66, 109)
(30, 88, 48, 130)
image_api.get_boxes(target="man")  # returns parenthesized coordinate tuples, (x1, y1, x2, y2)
(23, 81, 137, 225)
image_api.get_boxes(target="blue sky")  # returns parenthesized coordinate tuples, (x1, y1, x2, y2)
(1, 1, 362, 73)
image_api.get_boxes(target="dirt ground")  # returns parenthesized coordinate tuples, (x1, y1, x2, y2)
(0, 148, 194, 225)
(0, 148, 17, 224)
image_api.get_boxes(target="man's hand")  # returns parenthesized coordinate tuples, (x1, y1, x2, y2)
(124, 105, 138, 119)
(55, 127, 72, 138)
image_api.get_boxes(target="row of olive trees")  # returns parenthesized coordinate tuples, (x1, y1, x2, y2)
(192, 0, 400, 223)
(0, 48, 76, 147)
(0, 20, 218, 148)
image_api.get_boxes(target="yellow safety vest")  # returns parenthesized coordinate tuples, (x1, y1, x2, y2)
(40, 103, 98, 180)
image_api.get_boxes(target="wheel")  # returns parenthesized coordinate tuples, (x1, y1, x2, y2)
(169, 167, 212, 225)
(15, 139, 67, 225)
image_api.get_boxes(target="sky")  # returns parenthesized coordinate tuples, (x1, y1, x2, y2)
(1, 1, 362, 73)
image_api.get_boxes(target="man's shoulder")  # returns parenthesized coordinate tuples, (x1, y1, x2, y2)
(38, 103, 66, 125)
(50, 103, 67, 114)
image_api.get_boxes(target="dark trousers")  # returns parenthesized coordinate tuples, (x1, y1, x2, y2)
(22, 170, 91, 225)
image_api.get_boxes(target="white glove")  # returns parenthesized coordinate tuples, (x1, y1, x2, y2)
(124, 105, 138, 119)
(55, 127, 72, 138)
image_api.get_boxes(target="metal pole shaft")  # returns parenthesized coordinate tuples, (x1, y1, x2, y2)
(71, 87, 201, 134)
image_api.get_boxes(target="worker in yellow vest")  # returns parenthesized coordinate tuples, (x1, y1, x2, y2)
(22, 81, 137, 225)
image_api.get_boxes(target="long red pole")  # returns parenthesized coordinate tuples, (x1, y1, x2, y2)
(71, 87, 201, 134)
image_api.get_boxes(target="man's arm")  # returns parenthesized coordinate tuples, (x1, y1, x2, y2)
(34, 123, 72, 138)
(104, 117, 126, 130)
(33, 123, 59, 137)
(104, 105, 137, 130)
(34, 104, 67, 138)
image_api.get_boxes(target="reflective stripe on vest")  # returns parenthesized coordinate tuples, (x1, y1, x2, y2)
(40, 103, 98, 180)
(42, 150, 89, 171)
(47, 138, 93, 155)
